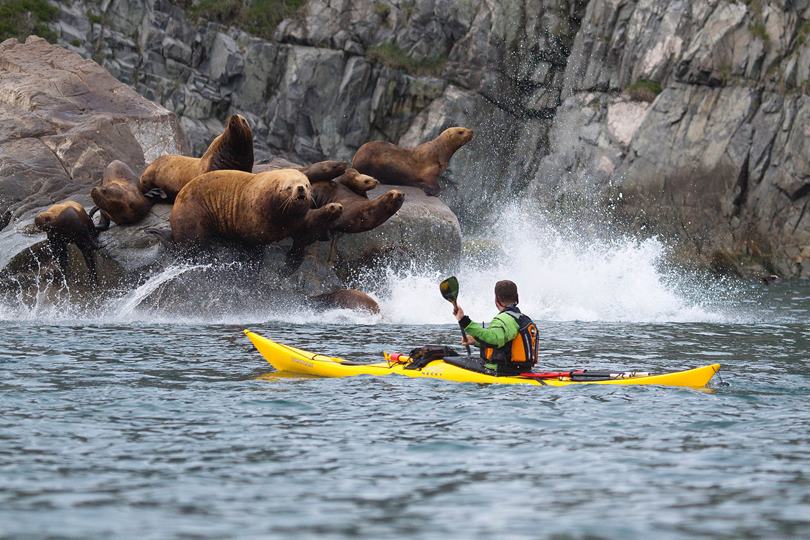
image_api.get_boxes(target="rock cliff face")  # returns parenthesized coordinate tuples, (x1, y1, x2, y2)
(46, 0, 810, 277)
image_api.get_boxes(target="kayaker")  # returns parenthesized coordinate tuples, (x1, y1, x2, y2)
(452, 280, 539, 375)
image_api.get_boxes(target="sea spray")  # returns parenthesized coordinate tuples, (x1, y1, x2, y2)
(0, 202, 743, 324)
(377, 203, 739, 324)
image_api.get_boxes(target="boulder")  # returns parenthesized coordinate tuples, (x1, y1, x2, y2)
(0, 36, 187, 298)
(333, 185, 462, 280)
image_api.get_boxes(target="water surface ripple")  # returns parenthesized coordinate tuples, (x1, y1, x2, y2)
(2, 313, 810, 539)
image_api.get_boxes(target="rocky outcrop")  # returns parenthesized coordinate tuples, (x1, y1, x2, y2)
(44, 0, 810, 277)
(0, 35, 185, 296)
(0, 36, 461, 306)
(0, 35, 186, 221)
(0, 35, 186, 285)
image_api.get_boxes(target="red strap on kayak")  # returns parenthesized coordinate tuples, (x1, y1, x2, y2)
(519, 371, 572, 379)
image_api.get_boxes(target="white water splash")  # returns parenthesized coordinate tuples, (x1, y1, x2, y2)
(379, 204, 733, 324)
(112, 262, 213, 320)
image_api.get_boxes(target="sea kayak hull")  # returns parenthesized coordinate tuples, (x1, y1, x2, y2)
(244, 330, 721, 388)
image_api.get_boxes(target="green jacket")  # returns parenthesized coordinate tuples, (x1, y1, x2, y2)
(459, 308, 520, 370)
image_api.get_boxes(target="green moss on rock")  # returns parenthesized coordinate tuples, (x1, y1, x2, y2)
(0, 0, 58, 43)
(366, 42, 447, 76)
(182, 0, 305, 40)
(625, 79, 663, 102)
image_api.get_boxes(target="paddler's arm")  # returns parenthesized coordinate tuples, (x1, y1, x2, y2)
(455, 307, 512, 348)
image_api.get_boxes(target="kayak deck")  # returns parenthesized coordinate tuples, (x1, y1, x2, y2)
(244, 330, 721, 388)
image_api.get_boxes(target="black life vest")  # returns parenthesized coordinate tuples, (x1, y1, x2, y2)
(479, 306, 539, 373)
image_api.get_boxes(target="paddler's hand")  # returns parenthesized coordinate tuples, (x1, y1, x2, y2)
(454, 305, 465, 321)
(461, 335, 476, 346)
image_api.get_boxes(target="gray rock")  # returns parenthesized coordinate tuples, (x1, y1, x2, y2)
(333, 185, 462, 279)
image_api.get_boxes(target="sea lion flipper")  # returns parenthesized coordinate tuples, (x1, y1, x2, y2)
(283, 242, 306, 274)
(144, 187, 168, 201)
(76, 243, 99, 284)
(145, 227, 173, 245)
(89, 206, 111, 231)
(0, 210, 11, 231)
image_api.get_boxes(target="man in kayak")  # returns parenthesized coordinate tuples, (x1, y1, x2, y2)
(452, 280, 539, 375)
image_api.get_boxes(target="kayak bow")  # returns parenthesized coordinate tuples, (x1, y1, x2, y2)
(244, 330, 721, 388)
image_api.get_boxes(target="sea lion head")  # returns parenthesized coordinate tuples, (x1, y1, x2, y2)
(205, 114, 254, 172)
(90, 182, 144, 223)
(321, 202, 344, 219)
(274, 169, 312, 215)
(34, 211, 55, 232)
(34, 201, 86, 234)
(441, 126, 474, 148)
(345, 169, 379, 191)
(225, 114, 252, 141)
(381, 189, 405, 212)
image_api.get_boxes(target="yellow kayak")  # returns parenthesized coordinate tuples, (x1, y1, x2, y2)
(245, 330, 721, 388)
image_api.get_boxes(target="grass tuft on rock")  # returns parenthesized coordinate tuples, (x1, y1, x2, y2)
(366, 42, 447, 76)
(625, 79, 663, 102)
(0, 0, 58, 43)
(181, 0, 305, 40)
(749, 22, 770, 44)
(797, 20, 810, 45)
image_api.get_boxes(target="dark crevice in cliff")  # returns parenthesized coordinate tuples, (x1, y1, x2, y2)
(732, 154, 749, 217)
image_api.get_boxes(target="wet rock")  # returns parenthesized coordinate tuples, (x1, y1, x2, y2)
(0, 36, 187, 295)
(333, 185, 461, 279)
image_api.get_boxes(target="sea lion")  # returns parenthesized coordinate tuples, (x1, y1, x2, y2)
(170, 169, 312, 245)
(140, 114, 254, 202)
(90, 160, 152, 230)
(34, 200, 99, 282)
(285, 202, 345, 269)
(352, 127, 474, 196)
(299, 160, 350, 183)
(309, 289, 380, 314)
(334, 169, 378, 197)
(311, 182, 404, 234)
(254, 159, 349, 183)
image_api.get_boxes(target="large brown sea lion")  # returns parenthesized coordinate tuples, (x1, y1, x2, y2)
(311, 182, 404, 234)
(90, 160, 152, 230)
(140, 114, 254, 202)
(169, 169, 312, 245)
(34, 201, 99, 282)
(352, 127, 474, 196)
(309, 289, 380, 314)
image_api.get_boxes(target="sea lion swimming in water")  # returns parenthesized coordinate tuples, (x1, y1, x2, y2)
(309, 288, 380, 314)
(90, 160, 153, 230)
(169, 169, 314, 245)
(140, 114, 254, 202)
(34, 200, 99, 283)
(352, 127, 474, 196)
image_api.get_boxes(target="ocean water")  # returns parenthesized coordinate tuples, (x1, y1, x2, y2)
(2, 207, 810, 539)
